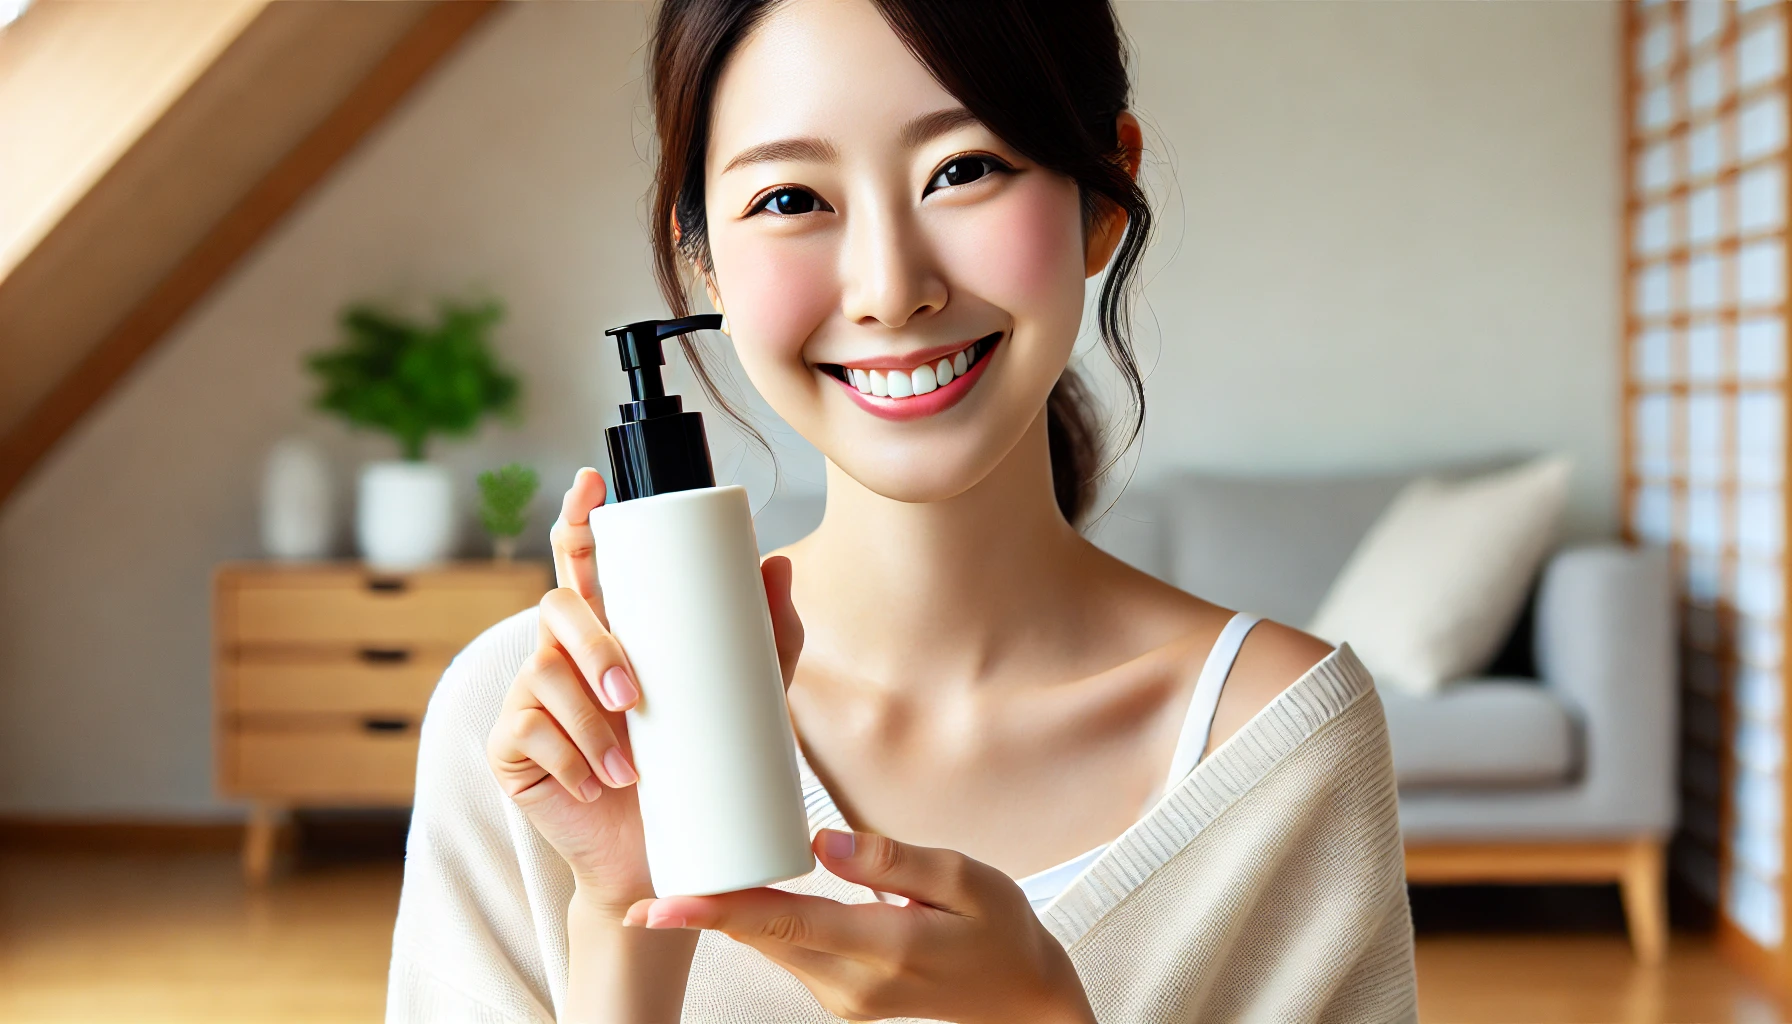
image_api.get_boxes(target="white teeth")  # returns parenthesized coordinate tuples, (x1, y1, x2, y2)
(911, 363, 938, 394)
(844, 341, 985, 401)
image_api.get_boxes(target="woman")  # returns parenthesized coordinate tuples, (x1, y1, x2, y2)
(388, 0, 1415, 1021)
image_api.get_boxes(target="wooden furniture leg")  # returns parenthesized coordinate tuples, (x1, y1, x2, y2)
(243, 802, 280, 885)
(1405, 838, 1668, 964)
(1619, 838, 1667, 966)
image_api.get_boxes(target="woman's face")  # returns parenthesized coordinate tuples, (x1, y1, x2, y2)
(700, 0, 1097, 504)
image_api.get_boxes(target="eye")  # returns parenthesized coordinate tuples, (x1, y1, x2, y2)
(750, 187, 832, 217)
(926, 154, 1009, 195)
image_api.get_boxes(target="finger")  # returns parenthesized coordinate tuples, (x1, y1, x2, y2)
(628, 908, 868, 1023)
(761, 554, 804, 690)
(626, 895, 849, 997)
(489, 706, 603, 803)
(812, 830, 994, 915)
(622, 896, 846, 983)
(550, 467, 608, 618)
(538, 588, 639, 712)
(517, 647, 635, 789)
(626, 888, 902, 960)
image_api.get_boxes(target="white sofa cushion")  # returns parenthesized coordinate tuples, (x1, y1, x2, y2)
(1379, 679, 1577, 788)
(1306, 455, 1572, 696)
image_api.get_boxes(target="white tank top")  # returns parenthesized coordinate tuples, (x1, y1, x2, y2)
(1014, 611, 1264, 911)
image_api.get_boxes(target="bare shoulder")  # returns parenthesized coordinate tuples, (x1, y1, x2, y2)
(1073, 541, 1336, 756)
(1202, 619, 1338, 758)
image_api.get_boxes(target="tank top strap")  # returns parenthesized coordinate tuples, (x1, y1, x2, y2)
(1160, 611, 1264, 793)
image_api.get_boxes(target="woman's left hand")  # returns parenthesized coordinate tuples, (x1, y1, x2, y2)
(622, 829, 1095, 1024)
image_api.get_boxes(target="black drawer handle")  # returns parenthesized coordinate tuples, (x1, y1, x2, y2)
(358, 647, 412, 665)
(362, 717, 412, 733)
(366, 577, 408, 593)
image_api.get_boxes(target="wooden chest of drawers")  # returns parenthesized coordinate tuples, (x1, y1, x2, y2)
(213, 560, 550, 880)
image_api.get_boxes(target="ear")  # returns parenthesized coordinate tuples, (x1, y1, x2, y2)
(672, 211, 729, 329)
(1085, 110, 1144, 279)
(702, 275, 726, 324)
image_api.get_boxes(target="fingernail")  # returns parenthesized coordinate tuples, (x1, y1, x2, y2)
(822, 829, 855, 859)
(603, 747, 637, 786)
(579, 777, 603, 802)
(600, 666, 637, 708)
(645, 906, 686, 929)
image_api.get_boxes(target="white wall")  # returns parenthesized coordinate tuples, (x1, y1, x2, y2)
(0, 1, 1620, 817)
(0, 2, 671, 817)
(1100, 1, 1620, 539)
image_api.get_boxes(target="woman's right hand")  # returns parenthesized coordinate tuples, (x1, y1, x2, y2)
(485, 468, 805, 920)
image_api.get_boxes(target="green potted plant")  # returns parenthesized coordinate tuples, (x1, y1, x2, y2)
(307, 298, 520, 570)
(478, 463, 540, 561)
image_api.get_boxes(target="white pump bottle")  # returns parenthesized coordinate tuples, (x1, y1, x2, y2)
(588, 314, 814, 898)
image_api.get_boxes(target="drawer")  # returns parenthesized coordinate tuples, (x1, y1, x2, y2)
(228, 650, 454, 716)
(227, 570, 542, 647)
(228, 724, 421, 803)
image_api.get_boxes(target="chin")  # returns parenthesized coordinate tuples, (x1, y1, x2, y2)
(821, 423, 1028, 505)
(831, 458, 990, 506)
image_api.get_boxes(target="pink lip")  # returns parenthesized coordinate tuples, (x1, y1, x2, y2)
(829, 334, 1001, 422)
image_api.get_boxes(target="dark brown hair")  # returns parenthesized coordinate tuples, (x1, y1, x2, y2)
(647, 0, 1150, 526)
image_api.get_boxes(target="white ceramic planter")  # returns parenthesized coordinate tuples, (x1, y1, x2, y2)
(261, 436, 335, 560)
(357, 460, 455, 571)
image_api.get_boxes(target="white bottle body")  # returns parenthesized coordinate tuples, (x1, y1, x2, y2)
(590, 484, 814, 897)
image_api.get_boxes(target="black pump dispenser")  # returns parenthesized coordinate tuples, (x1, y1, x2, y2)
(602, 314, 722, 502)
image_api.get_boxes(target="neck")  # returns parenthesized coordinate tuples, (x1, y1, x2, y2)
(791, 410, 1095, 687)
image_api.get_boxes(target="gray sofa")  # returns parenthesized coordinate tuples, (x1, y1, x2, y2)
(751, 464, 1678, 959)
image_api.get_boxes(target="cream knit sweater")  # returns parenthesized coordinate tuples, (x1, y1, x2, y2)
(386, 608, 1417, 1023)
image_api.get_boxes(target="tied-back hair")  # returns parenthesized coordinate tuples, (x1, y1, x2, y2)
(647, 0, 1151, 526)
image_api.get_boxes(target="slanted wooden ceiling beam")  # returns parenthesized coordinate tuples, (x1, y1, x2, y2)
(0, 0, 499, 506)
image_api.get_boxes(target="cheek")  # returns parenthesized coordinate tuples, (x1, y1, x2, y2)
(939, 177, 1086, 313)
(711, 235, 836, 371)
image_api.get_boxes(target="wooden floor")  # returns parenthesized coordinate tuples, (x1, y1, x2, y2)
(0, 849, 1784, 1023)
(0, 851, 398, 1023)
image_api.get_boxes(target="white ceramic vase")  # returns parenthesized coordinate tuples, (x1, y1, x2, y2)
(261, 436, 335, 559)
(357, 460, 455, 571)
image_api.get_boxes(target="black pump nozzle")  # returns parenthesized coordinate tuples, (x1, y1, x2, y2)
(604, 314, 722, 406)
(600, 314, 723, 502)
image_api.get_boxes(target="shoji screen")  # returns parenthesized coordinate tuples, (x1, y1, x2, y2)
(1624, 0, 1790, 981)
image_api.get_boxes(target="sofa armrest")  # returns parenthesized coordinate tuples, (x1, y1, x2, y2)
(1533, 543, 1677, 834)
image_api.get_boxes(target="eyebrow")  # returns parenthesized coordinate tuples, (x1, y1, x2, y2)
(719, 106, 985, 175)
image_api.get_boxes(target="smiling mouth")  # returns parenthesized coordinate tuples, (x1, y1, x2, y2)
(817, 332, 1001, 399)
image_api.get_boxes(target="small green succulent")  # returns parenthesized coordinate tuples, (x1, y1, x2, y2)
(478, 462, 540, 541)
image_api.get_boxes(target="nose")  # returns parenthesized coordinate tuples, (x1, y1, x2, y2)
(839, 197, 948, 330)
